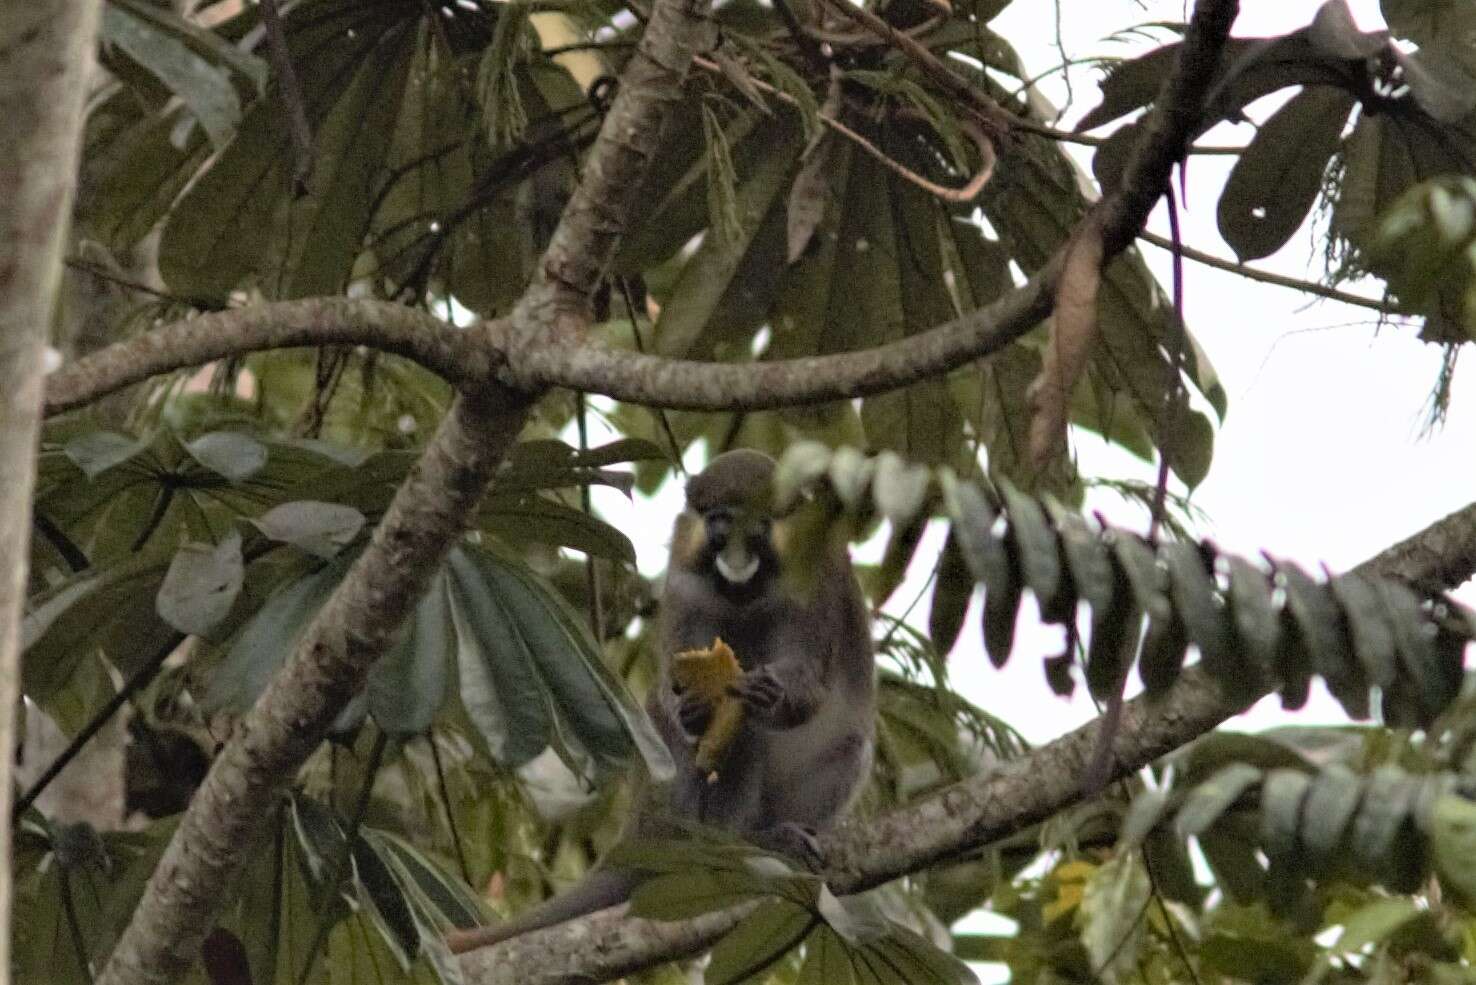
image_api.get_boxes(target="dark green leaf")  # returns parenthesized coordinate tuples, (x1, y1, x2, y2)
(798, 926, 858, 985)
(1161, 541, 1238, 687)
(1222, 555, 1279, 679)
(206, 561, 343, 714)
(352, 837, 419, 968)
(939, 473, 1010, 600)
(1348, 767, 1418, 873)
(707, 901, 814, 985)
(445, 548, 553, 768)
(1138, 608, 1188, 694)
(1111, 533, 1171, 622)
(1298, 764, 1362, 869)
(1260, 768, 1311, 862)
(1377, 579, 1458, 724)
(100, 3, 243, 149)
(366, 573, 452, 737)
(928, 535, 974, 657)
(999, 483, 1066, 622)
(1217, 86, 1356, 261)
(1275, 560, 1365, 717)
(1176, 764, 1262, 837)
(1121, 789, 1170, 846)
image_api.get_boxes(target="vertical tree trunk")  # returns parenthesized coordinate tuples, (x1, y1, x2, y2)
(0, 2, 105, 978)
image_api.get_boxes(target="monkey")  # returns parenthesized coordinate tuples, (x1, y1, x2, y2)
(445, 449, 876, 954)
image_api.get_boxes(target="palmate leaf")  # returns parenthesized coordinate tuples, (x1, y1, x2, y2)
(206, 539, 665, 773)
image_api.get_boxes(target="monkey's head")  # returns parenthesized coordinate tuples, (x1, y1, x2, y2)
(674, 450, 781, 599)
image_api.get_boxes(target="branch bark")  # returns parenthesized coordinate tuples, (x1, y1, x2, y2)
(460, 496, 1476, 985)
(94, 0, 714, 981)
(43, 298, 492, 415)
(0, 3, 103, 981)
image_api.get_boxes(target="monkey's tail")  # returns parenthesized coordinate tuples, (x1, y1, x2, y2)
(444, 868, 640, 955)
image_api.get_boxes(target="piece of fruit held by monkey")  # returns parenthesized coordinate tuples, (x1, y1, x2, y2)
(445, 449, 876, 954)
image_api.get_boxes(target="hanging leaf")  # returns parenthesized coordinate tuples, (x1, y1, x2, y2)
(1217, 85, 1356, 261)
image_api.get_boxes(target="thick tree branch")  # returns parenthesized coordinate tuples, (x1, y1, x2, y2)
(94, 0, 714, 981)
(43, 298, 492, 415)
(0, 1, 103, 977)
(461, 496, 1476, 985)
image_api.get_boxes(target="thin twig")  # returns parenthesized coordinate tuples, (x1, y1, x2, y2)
(1138, 229, 1402, 313)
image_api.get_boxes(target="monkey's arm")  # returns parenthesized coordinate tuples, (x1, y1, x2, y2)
(443, 867, 639, 955)
(732, 656, 822, 729)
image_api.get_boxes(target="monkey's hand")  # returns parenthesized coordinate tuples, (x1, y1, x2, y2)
(730, 666, 784, 715)
(730, 663, 819, 728)
(674, 687, 714, 738)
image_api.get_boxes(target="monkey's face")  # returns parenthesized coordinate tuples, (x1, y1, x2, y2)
(688, 505, 780, 600)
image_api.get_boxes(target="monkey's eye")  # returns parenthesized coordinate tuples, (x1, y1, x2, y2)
(704, 510, 734, 545)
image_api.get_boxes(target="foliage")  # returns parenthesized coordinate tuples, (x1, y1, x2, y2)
(18, 0, 1476, 983)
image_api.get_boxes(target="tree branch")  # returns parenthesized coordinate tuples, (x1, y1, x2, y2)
(461, 495, 1476, 985)
(93, 0, 715, 980)
(43, 298, 492, 415)
(1138, 230, 1402, 315)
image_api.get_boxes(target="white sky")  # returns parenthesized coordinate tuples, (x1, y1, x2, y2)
(584, 0, 1476, 748)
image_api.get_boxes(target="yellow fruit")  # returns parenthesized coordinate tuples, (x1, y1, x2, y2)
(673, 638, 745, 778)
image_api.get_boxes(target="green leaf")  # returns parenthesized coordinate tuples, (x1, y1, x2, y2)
(1275, 560, 1366, 718)
(481, 496, 636, 564)
(1079, 851, 1150, 985)
(63, 430, 150, 479)
(352, 836, 419, 969)
(1222, 555, 1279, 680)
(363, 828, 487, 931)
(1427, 793, 1476, 907)
(1298, 764, 1362, 869)
(874, 924, 978, 985)
(654, 117, 803, 358)
(1331, 896, 1421, 953)
(797, 926, 858, 985)
(707, 901, 815, 985)
(1161, 540, 1238, 688)
(928, 534, 974, 657)
(156, 530, 244, 637)
(183, 431, 268, 484)
(100, 3, 244, 149)
(1260, 768, 1311, 862)
(445, 548, 553, 768)
(872, 452, 932, 529)
(253, 501, 365, 559)
(1378, 578, 1460, 725)
(1120, 789, 1170, 846)
(1176, 764, 1262, 838)
(1348, 767, 1418, 873)
(1217, 86, 1356, 261)
(366, 573, 452, 737)
(206, 561, 344, 716)
(629, 870, 765, 920)
(999, 483, 1066, 622)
